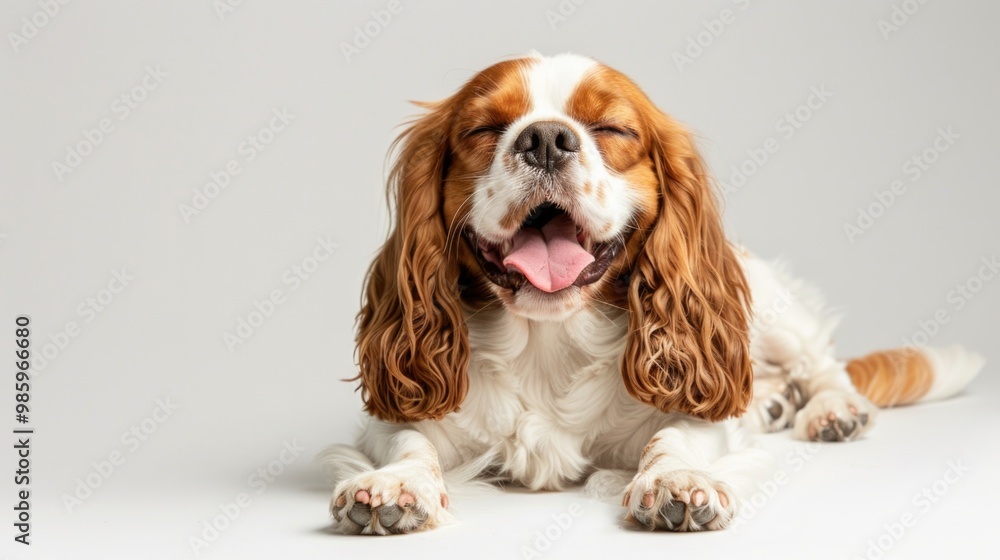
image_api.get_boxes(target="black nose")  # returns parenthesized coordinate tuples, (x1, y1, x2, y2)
(513, 121, 580, 172)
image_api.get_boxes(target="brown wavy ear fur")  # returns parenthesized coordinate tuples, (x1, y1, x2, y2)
(621, 109, 753, 421)
(354, 101, 469, 423)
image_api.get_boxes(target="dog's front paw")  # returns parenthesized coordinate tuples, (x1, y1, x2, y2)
(747, 379, 805, 433)
(330, 467, 449, 535)
(794, 390, 875, 442)
(623, 469, 735, 531)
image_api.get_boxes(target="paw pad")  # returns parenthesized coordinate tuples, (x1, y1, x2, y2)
(330, 473, 448, 535)
(625, 470, 734, 532)
(796, 392, 876, 442)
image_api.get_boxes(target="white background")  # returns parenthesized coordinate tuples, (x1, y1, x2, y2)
(1, 1, 998, 559)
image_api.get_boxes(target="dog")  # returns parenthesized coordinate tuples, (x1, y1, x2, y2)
(323, 53, 983, 534)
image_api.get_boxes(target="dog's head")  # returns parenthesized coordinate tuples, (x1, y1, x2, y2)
(355, 54, 752, 423)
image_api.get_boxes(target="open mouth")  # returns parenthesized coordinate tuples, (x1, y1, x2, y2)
(464, 202, 624, 293)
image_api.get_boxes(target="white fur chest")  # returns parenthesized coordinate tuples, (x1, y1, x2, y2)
(453, 306, 631, 490)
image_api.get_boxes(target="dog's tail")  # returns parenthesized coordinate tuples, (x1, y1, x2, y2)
(846, 345, 984, 407)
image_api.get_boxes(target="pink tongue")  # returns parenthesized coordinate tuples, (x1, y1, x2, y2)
(502, 214, 595, 293)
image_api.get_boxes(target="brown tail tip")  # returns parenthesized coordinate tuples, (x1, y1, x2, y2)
(846, 348, 934, 408)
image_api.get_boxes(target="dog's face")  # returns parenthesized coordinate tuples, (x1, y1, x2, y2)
(443, 55, 659, 320)
(356, 54, 753, 423)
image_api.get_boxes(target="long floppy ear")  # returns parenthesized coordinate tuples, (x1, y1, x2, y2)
(354, 101, 469, 423)
(621, 109, 753, 421)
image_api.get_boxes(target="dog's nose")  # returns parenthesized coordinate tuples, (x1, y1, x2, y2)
(513, 121, 580, 172)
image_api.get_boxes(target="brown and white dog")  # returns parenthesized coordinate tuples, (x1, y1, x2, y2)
(323, 53, 983, 534)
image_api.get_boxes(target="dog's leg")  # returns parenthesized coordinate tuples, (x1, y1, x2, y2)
(751, 323, 876, 442)
(623, 419, 771, 531)
(323, 425, 450, 535)
(744, 259, 877, 442)
(752, 315, 877, 442)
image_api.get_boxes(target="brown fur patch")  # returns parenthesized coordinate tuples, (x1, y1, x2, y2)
(595, 185, 607, 204)
(847, 348, 934, 407)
